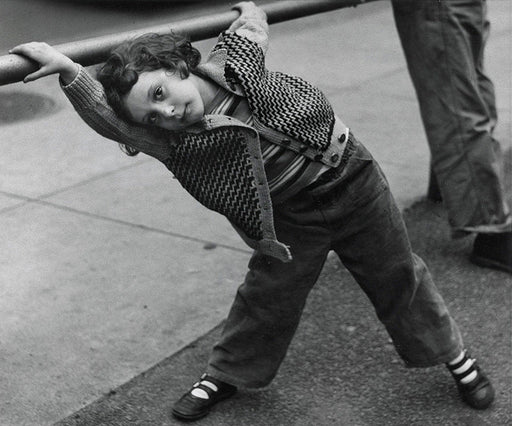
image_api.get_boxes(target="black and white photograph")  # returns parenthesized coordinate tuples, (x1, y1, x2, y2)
(0, 0, 510, 424)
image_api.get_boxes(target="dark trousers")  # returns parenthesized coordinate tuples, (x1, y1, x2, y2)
(207, 136, 463, 388)
(393, 0, 511, 236)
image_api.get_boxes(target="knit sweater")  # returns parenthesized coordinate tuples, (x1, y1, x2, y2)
(60, 5, 349, 262)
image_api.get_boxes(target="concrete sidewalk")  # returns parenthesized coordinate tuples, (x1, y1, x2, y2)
(0, 1, 510, 425)
(56, 194, 512, 426)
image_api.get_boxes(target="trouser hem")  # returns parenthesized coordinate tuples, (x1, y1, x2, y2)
(206, 366, 272, 389)
(454, 219, 512, 237)
(403, 344, 463, 368)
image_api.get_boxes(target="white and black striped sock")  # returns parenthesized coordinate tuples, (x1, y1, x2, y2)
(446, 350, 478, 384)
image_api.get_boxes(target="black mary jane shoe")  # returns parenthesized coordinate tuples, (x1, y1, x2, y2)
(172, 374, 237, 421)
(450, 360, 495, 410)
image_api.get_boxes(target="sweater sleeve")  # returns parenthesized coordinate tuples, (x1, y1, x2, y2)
(60, 65, 172, 161)
(228, 1, 269, 54)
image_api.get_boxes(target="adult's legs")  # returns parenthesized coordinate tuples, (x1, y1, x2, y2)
(392, 0, 510, 235)
(473, 0, 497, 130)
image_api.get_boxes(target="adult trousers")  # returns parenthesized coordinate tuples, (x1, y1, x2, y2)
(392, 0, 511, 236)
(207, 135, 463, 388)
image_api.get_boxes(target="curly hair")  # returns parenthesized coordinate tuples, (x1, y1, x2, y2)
(96, 32, 201, 155)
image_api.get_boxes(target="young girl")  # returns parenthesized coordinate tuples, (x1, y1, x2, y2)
(11, 1, 494, 421)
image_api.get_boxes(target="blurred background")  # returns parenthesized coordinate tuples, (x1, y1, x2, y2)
(0, 1, 236, 52)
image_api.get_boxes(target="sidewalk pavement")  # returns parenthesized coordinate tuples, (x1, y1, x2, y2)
(0, 1, 510, 425)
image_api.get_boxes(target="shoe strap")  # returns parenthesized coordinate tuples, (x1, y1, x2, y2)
(194, 379, 218, 391)
(200, 373, 225, 388)
(190, 383, 217, 400)
(189, 374, 229, 400)
(452, 365, 478, 382)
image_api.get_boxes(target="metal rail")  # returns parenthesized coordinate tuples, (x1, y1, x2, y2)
(0, 0, 378, 86)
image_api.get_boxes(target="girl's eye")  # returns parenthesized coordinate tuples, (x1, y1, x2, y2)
(154, 86, 163, 100)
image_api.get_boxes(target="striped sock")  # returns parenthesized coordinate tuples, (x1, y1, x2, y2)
(446, 350, 478, 384)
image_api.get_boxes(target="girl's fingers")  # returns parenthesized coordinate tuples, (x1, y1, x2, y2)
(10, 43, 48, 60)
(23, 72, 41, 83)
(9, 45, 38, 61)
(23, 66, 50, 83)
(9, 46, 25, 55)
(10, 43, 36, 53)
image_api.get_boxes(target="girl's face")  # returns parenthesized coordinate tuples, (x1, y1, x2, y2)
(123, 69, 205, 131)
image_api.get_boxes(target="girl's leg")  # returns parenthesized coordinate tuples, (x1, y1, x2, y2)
(321, 137, 493, 408)
(332, 202, 463, 366)
(172, 158, 339, 422)
(173, 212, 332, 421)
(317, 138, 463, 366)
(207, 213, 332, 388)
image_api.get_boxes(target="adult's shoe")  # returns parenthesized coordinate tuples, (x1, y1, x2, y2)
(470, 231, 512, 274)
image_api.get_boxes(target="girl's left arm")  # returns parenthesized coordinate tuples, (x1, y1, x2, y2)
(228, 1, 269, 54)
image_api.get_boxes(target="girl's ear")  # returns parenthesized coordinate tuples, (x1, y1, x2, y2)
(163, 68, 186, 80)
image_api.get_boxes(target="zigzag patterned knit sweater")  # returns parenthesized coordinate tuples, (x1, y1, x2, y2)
(61, 32, 343, 262)
(164, 32, 339, 262)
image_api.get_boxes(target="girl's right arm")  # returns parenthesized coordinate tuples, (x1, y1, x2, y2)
(9, 43, 170, 160)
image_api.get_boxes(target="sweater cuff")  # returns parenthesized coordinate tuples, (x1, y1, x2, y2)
(60, 65, 105, 110)
(258, 239, 292, 263)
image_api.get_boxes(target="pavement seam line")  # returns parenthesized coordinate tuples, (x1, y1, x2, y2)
(11, 195, 253, 257)
(0, 158, 152, 215)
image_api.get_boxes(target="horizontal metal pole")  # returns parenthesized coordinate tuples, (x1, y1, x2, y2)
(0, 0, 379, 86)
